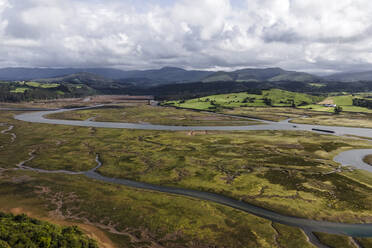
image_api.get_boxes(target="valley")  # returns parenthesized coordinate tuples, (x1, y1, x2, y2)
(1, 90, 372, 247)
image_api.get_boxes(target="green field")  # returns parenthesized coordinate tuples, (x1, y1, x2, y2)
(300, 95, 372, 113)
(10, 87, 28, 93)
(163, 90, 372, 127)
(25, 81, 60, 88)
(165, 90, 372, 114)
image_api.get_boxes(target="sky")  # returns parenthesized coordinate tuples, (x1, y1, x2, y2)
(0, 0, 372, 74)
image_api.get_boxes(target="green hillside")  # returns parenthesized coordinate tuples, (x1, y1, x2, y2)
(0, 80, 95, 102)
(165, 89, 324, 110)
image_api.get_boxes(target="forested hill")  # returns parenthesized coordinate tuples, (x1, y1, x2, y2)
(0, 212, 98, 248)
(1, 69, 372, 102)
(2, 78, 372, 102)
(128, 80, 372, 100)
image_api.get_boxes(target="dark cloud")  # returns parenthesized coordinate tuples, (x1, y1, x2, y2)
(0, 0, 371, 73)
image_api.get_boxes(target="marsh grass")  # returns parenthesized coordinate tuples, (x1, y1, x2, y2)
(1, 108, 372, 247)
(292, 112, 372, 129)
(1, 110, 372, 222)
(313, 232, 357, 248)
(47, 105, 260, 126)
(0, 168, 317, 248)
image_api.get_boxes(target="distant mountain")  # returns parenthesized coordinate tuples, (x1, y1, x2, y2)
(0, 67, 130, 81)
(0, 66, 322, 85)
(0, 68, 80, 81)
(118, 67, 212, 85)
(325, 70, 372, 82)
(202, 68, 321, 83)
(37, 72, 113, 84)
(0, 67, 213, 85)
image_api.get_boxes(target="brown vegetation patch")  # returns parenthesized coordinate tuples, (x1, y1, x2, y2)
(11, 175, 33, 183)
(277, 143, 304, 149)
(191, 116, 225, 121)
(187, 131, 209, 136)
(318, 98, 334, 105)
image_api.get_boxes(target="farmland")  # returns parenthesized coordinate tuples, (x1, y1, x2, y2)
(165, 89, 325, 109)
(164, 91, 372, 128)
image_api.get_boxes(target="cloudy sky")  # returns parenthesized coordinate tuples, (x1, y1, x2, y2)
(0, 0, 372, 74)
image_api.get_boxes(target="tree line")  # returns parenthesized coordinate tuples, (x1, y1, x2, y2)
(353, 98, 372, 109)
(0, 212, 98, 248)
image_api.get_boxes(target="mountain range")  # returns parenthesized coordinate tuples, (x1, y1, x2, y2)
(1, 66, 372, 85)
(201, 67, 320, 83)
(0, 67, 211, 85)
(325, 70, 372, 82)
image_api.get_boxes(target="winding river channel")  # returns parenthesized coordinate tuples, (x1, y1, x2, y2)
(10, 107, 372, 240)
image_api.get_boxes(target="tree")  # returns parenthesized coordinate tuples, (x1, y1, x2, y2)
(263, 98, 272, 106)
(289, 99, 296, 108)
(334, 106, 343, 114)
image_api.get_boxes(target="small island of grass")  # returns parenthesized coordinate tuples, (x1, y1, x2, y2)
(363, 154, 372, 166)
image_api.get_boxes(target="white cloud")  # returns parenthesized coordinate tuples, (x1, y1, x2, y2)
(0, 0, 10, 35)
(0, 0, 372, 72)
